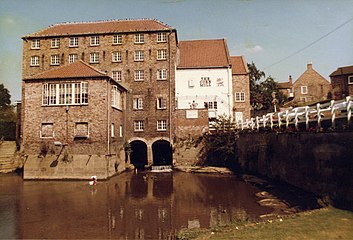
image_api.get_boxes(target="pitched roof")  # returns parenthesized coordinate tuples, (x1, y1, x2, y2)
(230, 56, 248, 75)
(23, 19, 174, 38)
(24, 60, 107, 80)
(177, 39, 230, 68)
(277, 81, 293, 89)
(329, 65, 353, 77)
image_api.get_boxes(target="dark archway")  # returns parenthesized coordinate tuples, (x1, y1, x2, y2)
(152, 140, 172, 166)
(130, 140, 148, 169)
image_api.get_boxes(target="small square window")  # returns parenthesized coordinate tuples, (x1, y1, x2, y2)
(112, 71, 122, 82)
(301, 86, 308, 94)
(348, 76, 353, 85)
(135, 34, 144, 44)
(157, 32, 167, 42)
(30, 56, 40, 66)
(157, 69, 167, 80)
(113, 34, 122, 45)
(135, 70, 144, 81)
(134, 50, 144, 61)
(69, 37, 78, 47)
(40, 123, 54, 138)
(90, 52, 99, 63)
(112, 51, 122, 62)
(134, 120, 144, 132)
(90, 36, 100, 46)
(31, 39, 40, 49)
(133, 97, 143, 110)
(157, 120, 167, 131)
(51, 38, 60, 48)
(156, 97, 167, 109)
(235, 92, 245, 102)
(50, 55, 60, 65)
(74, 122, 89, 138)
(157, 49, 167, 60)
(68, 54, 78, 63)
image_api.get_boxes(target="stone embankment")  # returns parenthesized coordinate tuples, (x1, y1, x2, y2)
(0, 141, 21, 173)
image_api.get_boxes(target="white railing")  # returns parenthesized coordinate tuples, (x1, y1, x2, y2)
(238, 96, 353, 131)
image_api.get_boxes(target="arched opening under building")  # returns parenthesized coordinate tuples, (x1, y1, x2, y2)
(152, 140, 172, 166)
(130, 140, 148, 169)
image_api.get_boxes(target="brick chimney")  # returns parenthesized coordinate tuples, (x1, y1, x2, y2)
(289, 75, 292, 84)
(307, 62, 313, 70)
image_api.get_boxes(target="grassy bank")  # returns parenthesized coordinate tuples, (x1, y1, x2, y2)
(177, 207, 353, 240)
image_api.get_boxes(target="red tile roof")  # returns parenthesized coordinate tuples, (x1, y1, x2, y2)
(177, 39, 230, 68)
(330, 65, 353, 77)
(23, 19, 174, 38)
(230, 56, 248, 75)
(24, 60, 107, 80)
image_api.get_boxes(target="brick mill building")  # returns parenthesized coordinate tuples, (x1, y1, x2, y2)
(21, 18, 251, 178)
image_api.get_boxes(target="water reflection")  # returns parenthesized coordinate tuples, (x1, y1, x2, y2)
(1, 172, 288, 239)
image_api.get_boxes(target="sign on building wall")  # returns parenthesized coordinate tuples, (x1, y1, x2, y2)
(186, 110, 198, 118)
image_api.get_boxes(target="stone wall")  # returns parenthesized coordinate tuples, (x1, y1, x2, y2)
(237, 132, 353, 209)
(232, 74, 251, 121)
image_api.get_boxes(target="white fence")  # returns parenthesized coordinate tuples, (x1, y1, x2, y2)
(238, 96, 353, 131)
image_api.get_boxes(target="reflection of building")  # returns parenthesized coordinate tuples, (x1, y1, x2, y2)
(292, 63, 332, 103)
(329, 65, 353, 100)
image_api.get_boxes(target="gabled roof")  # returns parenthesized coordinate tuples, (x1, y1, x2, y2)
(23, 19, 174, 38)
(330, 65, 353, 77)
(177, 39, 231, 69)
(24, 60, 107, 80)
(277, 81, 293, 89)
(230, 56, 248, 75)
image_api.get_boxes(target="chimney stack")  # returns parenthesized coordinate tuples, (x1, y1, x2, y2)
(307, 62, 313, 70)
(289, 75, 292, 84)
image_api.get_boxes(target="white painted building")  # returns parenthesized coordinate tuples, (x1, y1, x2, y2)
(175, 39, 233, 119)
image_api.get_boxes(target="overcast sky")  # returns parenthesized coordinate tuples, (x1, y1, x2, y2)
(1, 0, 352, 102)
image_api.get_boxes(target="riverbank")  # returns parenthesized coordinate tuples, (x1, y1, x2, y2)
(177, 207, 353, 240)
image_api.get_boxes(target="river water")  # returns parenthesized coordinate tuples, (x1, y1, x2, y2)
(0, 171, 318, 239)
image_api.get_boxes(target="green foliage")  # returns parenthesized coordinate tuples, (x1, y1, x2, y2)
(248, 62, 287, 113)
(0, 84, 17, 140)
(0, 84, 11, 108)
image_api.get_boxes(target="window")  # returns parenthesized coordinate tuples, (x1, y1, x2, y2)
(112, 51, 122, 62)
(348, 76, 353, 85)
(157, 69, 167, 80)
(90, 36, 100, 46)
(111, 123, 115, 138)
(157, 49, 167, 60)
(301, 86, 308, 94)
(235, 112, 243, 123)
(68, 54, 78, 63)
(207, 101, 218, 109)
(134, 120, 144, 131)
(112, 71, 122, 81)
(40, 123, 54, 138)
(74, 122, 89, 138)
(157, 32, 167, 42)
(119, 125, 123, 138)
(113, 34, 122, 44)
(135, 34, 144, 43)
(156, 97, 167, 109)
(31, 39, 40, 49)
(157, 120, 167, 131)
(42, 82, 88, 106)
(134, 50, 144, 61)
(111, 85, 122, 109)
(235, 92, 245, 102)
(50, 55, 60, 65)
(135, 70, 144, 81)
(51, 38, 60, 48)
(200, 77, 211, 87)
(133, 97, 143, 110)
(69, 37, 78, 47)
(188, 79, 194, 88)
(30, 56, 40, 66)
(90, 52, 99, 63)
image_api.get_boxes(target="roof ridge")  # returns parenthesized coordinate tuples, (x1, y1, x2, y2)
(49, 18, 171, 27)
(180, 38, 226, 43)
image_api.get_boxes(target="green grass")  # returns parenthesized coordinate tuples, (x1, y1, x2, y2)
(177, 208, 353, 240)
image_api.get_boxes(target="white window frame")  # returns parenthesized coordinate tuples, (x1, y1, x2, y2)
(119, 125, 123, 138)
(69, 37, 78, 47)
(30, 56, 40, 66)
(111, 123, 115, 138)
(68, 54, 78, 63)
(31, 39, 40, 49)
(207, 101, 218, 109)
(111, 85, 122, 110)
(134, 50, 144, 61)
(134, 120, 144, 132)
(112, 71, 122, 82)
(51, 38, 60, 48)
(235, 92, 245, 102)
(90, 52, 99, 63)
(42, 82, 88, 106)
(40, 123, 54, 138)
(113, 34, 122, 45)
(348, 76, 353, 85)
(188, 79, 194, 88)
(301, 86, 308, 94)
(157, 69, 167, 80)
(157, 32, 167, 43)
(134, 70, 144, 81)
(134, 34, 144, 44)
(50, 55, 60, 65)
(157, 120, 167, 131)
(156, 97, 167, 109)
(133, 97, 143, 110)
(157, 49, 167, 60)
(90, 36, 100, 46)
(112, 51, 122, 62)
(235, 112, 243, 123)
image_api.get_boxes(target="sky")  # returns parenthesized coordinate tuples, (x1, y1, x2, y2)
(1, 0, 353, 102)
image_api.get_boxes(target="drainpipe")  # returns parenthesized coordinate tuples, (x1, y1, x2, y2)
(107, 80, 110, 154)
(168, 30, 172, 145)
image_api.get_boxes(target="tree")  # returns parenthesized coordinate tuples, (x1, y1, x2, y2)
(0, 84, 11, 108)
(0, 84, 16, 122)
(248, 62, 287, 113)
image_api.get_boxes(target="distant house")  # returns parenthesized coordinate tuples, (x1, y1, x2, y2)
(175, 39, 233, 119)
(277, 75, 294, 100)
(329, 65, 353, 100)
(230, 56, 251, 122)
(292, 63, 332, 103)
